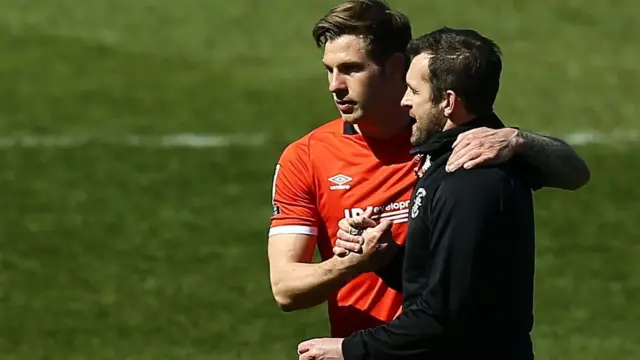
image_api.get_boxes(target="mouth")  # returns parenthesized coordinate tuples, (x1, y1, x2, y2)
(409, 116, 418, 132)
(335, 100, 356, 113)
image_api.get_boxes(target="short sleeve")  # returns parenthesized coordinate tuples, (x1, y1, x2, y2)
(268, 140, 320, 237)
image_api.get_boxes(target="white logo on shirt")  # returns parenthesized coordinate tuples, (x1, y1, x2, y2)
(328, 174, 352, 190)
(411, 188, 426, 219)
(344, 200, 410, 224)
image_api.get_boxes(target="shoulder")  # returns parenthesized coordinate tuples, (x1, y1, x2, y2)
(278, 118, 344, 163)
(434, 165, 513, 204)
(311, 118, 344, 135)
(443, 165, 511, 188)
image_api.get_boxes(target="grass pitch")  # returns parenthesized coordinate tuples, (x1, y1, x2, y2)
(0, 0, 638, 359)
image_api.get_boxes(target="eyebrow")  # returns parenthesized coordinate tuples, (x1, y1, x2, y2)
(323, 61, 362, 69)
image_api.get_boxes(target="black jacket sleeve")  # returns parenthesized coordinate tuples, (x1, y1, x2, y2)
(514, 156, 544, 191)
(374, 245, 404, 293)
(342, 169, 506, 360)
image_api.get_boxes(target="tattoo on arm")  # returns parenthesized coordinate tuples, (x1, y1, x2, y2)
(517, 131, 591, 190)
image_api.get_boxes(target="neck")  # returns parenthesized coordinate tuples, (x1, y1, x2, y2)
(442, 111, 478, 131)
(354, 107, 411, 139)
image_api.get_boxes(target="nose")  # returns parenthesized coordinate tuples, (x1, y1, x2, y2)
(400, 90, 412, 109)
(328, 72, 347, 93)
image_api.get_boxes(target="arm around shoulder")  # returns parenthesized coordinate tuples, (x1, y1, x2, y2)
(514, 130, 591, 190)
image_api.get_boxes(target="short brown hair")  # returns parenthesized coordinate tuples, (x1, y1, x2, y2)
(312, 0, 412, 65)
(407, 27, 502, 114)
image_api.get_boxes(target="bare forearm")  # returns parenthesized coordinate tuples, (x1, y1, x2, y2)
(271, 257, 358, 311)
(515, 131, 591, 190)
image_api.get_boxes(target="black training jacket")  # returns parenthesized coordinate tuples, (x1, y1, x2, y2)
(342, 113, 540, 360)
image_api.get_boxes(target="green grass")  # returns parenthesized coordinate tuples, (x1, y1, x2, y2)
(0, 0, 638, 359)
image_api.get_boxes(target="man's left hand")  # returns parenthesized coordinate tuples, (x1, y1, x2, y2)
(297, 338, 344, 360)
(446, 127, 522, 172)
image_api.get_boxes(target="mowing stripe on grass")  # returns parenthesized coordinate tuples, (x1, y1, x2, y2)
(0, 130, 636, 148)
(564, 130, 639, 146)
(0, 133, 266, 148)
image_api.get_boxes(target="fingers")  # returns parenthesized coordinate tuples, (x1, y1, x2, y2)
(358, 220, 396, 257)
(347, 207, 377, 229)
(452, 133, 463, 148)
(451, 127, 520, 170)
(338, 218, 351, 232)
(376, 219, 393, 232)
(297, 340, 318, 360)
(333, 246, 349, 257)
(461, 156, 494, 170)
(336, 239, 361, 253)
(448, 138, 475, 168)
(338, 207, 377, 235)
(336, 209, 374, 258)
(451, 133, 473, 152)
(299, 353, 316, 360)
(334, 228, 364, 256)
(452, 127, 488, 148)
(362, 219, 393, 245)
(337, 229, 363, 244)
(297, 341, 311, 355)
(449, 127, 498, 171)
(348, 216, 376, 229)
(338, 218, 370, 237)
(447, 149, 484, 172)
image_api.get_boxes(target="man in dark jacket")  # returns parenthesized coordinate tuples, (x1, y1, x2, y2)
(297, 27, 542, 360)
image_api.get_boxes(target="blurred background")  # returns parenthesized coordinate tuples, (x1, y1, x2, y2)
(0, 0, 638, 359)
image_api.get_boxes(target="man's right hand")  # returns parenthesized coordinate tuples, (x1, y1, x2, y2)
(333, 208, 398, 273)
(334, 207, 376, 256)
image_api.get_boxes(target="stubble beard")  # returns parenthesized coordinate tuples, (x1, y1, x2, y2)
(410, 109, 447, 146)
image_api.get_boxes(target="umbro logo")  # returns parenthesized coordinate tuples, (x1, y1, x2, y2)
(328, 174, 352, 190)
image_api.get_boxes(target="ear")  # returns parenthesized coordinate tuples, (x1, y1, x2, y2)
(383, 53, 406, 78)
(442, 90, 458, 117)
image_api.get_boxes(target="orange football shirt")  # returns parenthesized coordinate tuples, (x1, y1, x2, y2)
(269, 118, 419, 337)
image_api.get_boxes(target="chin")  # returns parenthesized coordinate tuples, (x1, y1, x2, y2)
(409, 135, 422, 146)
(340, 112, 365, 124)
(410, 127, 429, 146)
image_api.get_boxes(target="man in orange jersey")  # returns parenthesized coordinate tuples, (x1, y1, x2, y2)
(267, 0, 590, 340)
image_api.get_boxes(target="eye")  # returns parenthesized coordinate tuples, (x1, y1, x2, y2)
(338, 62, 364, 74)
(342, 65, 360, 74)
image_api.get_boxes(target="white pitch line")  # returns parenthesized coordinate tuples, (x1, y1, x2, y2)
(0, 130, 636, 148)
(564, 130, 639, 146)
(0, 133, 266, 148)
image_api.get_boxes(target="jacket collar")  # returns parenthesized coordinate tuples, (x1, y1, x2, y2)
(410, 112, 506, 160)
